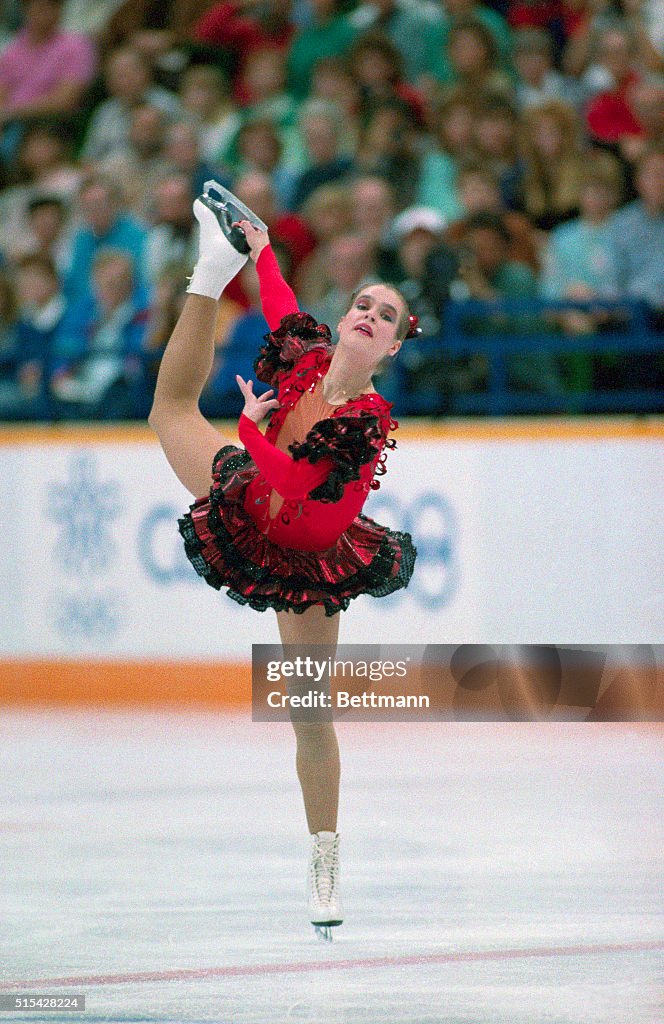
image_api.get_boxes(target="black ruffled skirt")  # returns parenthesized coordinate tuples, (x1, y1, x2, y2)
(178, 445, 416, 617)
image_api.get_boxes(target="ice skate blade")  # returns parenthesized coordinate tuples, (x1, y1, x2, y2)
(313, 924, 340, 942)
(200, 180, 268, 255)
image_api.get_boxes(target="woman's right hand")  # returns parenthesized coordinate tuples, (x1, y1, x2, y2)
(234, 220, 270, 263)
(235, 375, 280, 423)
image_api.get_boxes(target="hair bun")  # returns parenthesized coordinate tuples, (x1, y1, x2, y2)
(405, 314, 421, 339)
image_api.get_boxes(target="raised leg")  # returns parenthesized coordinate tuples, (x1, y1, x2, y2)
(148, 197, 248, 498)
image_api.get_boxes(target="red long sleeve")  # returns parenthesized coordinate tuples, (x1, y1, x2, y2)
(238, 414, 333, 500)
(255, 245, 299, 330)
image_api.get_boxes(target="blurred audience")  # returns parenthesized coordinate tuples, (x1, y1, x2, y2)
(0, 0, 661, 419)
(65, 174, 147, 300)
(52, 247, 148, 418)
(81, 46, 180, 163)
(0, 0, 96, 162)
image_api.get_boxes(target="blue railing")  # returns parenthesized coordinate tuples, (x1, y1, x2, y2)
(400, 297, 663, 416)
(1, 298, 661, 422)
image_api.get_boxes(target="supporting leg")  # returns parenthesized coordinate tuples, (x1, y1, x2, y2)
(276, 605, 341, 833)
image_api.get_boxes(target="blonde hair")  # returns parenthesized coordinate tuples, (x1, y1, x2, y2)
(520, 101, 584, 219)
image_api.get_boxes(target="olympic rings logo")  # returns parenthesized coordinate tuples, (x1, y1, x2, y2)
(366, 490, 459, 608)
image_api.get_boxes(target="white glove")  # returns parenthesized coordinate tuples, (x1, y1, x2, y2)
(187, 198, 249, 300)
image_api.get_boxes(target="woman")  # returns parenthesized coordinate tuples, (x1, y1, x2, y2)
(519, 100, 585, 230)
(148, 195, 417, 939)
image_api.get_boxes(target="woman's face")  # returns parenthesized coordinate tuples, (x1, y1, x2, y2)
(337, 284, 404, 359)
(474, 113, 514, 156)
(531, 115, 563, 159)
(441, 103, 474, 153)
(449, 29, 490, 76)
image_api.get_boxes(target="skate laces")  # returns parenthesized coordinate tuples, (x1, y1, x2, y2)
(310, 835, 339, 906)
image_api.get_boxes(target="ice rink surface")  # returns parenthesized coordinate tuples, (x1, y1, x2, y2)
(0, 711, 662, 1024)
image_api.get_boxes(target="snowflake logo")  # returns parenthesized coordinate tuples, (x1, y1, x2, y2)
(46, 454, 122, 575)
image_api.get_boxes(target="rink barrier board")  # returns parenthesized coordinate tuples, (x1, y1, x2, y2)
(0, 659, 662, 716)
(0, 416, 663, 445)
(0, 417, 662, 706)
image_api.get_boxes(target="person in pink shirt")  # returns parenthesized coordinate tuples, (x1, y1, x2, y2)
(0, 0, 96, 161)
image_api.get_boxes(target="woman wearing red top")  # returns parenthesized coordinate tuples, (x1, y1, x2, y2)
(149, 195, 416, 938)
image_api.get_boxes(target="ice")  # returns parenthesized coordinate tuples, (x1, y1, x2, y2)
(0, 712, 662, 1023)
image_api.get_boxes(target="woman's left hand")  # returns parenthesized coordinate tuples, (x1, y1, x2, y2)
(235, 375, 280, 423)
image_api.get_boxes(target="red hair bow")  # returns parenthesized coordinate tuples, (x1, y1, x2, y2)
(405, 314, 421, 339)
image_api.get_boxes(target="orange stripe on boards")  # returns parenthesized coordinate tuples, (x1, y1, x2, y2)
(0, 660, 252, 707)
(0, 417, 663, 446)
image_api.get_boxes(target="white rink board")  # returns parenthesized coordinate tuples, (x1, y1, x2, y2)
(0, 433, 662, 657)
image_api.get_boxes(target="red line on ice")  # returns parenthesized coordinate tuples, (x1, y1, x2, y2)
(1, 940, 662, 989)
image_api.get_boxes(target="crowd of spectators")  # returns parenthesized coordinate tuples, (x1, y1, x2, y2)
(0, 0, 662, 420)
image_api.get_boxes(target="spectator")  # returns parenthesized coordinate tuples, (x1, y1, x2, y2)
(457, 211, 566, 395)
(233, 118, 296, 210)
(350, 174, 401, 281)
(238, 46, 293, 121)
(428, 0, 513, 87)
(296, 181, 353, 304)
(13, 252, 67, 416)
(310, 56, 361, 150)
(623, 80, 664, 163)
(540, 151, 624, 300)
(97, 103, 170, 221)
(141, 259, 188, 386)
(585, 26, 649, 147)
(144, 174, 196, 286)
(350, 0, 442, 84)
(520, 100, 586, 229)
(101, 0, 217, 60)
(162, 119, 227, 201)
(290, 99, 354, 211)
(538, 151, 625, 394)
(347, 31, 426, 125)
(563, 1, 663, 81)
(389, 204, 459, 407)
(392, 205, 458, 335)
(52, 248, 148, 419)
(178, 63, 241, 167)
(458, 210, 538, 299)
(21, 194, 72, 274)
(234, 171, 316, 273)
(286, 0, 358, 100)
(513, 27, 581, 110)
(433, 15, 513, 96)
(355, 100, 422, 209)
(192, 0, 294, 106)
(0, 122, 80, 262)
(0, 269, 20, 417)
(65, 174, 147, 300)
(472, 93, 524, 210)
(447, 162, 540, 270)
(417, 87, 477, 222)
(0, 0, 96, 162)
(81, 46, 180, 163)
(310, 231, 378, 329)
(603, 145, 664, 312)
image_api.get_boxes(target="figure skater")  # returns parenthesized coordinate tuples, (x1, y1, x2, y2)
(148, 189, 417, 939)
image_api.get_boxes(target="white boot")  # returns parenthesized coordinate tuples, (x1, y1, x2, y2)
(187, 196, 249, 300)
(307, 831, 343, 939)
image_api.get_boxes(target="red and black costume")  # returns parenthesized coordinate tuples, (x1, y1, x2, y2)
(178, 246, 416, 616)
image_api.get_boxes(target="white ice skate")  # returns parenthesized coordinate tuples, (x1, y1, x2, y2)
(197, 179, 268, 254)
(188, 180, 267, 299)
(307, 831, 343, 942)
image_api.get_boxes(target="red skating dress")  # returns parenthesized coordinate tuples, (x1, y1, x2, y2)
(178, 246, 416, 616)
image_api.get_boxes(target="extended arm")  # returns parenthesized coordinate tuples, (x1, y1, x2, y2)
(237, 220, 299, 329)
(238, 414, 333, 500)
